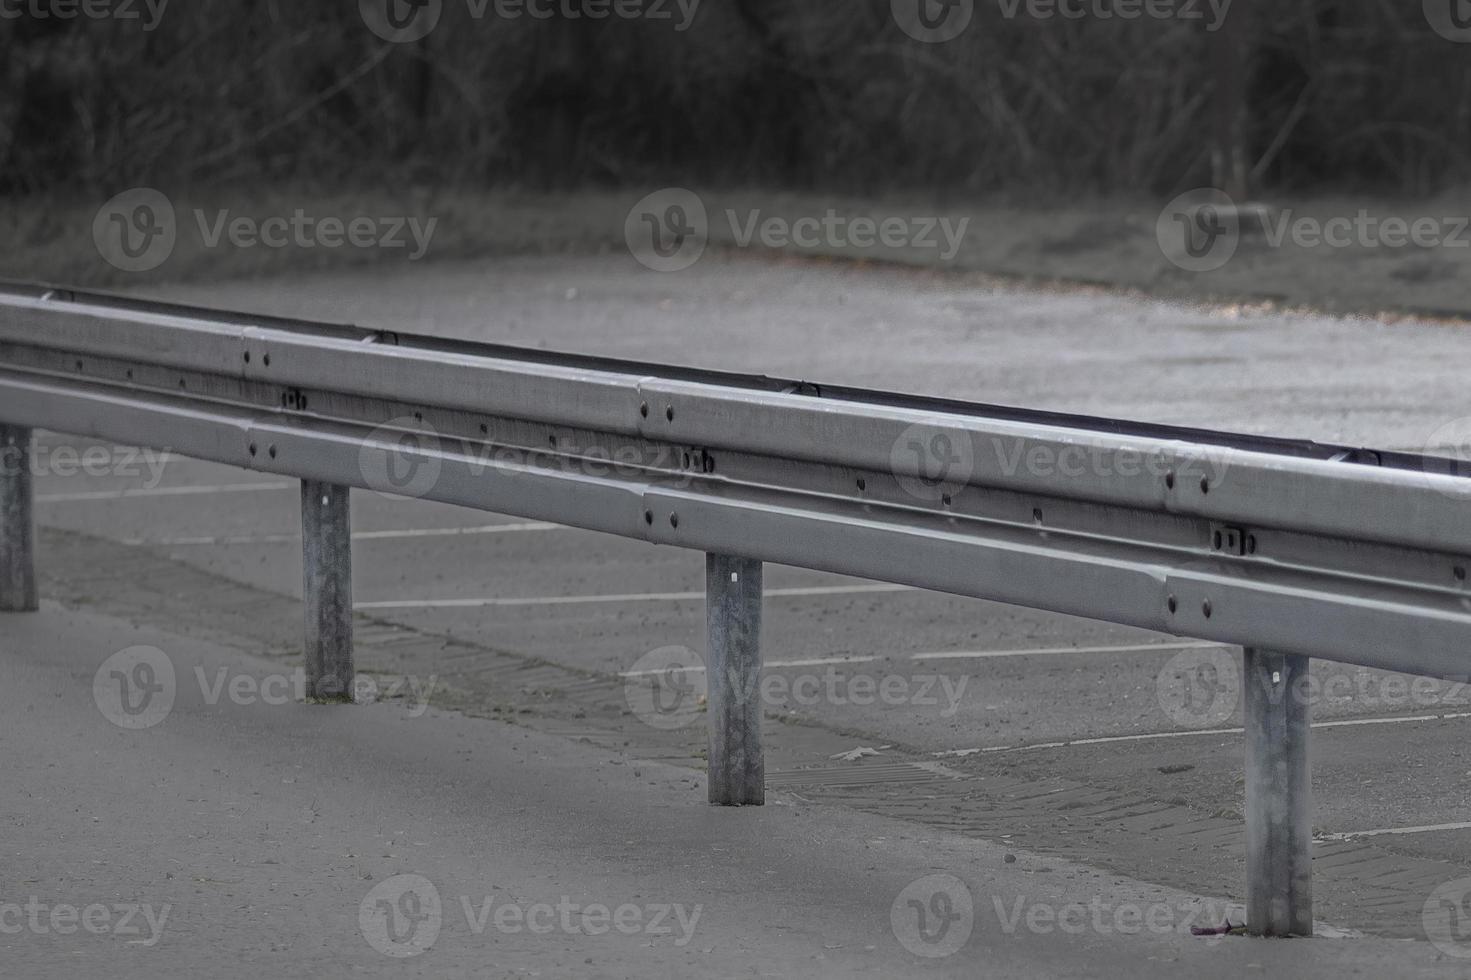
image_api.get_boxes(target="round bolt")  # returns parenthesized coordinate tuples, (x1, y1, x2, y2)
(1165, 471, 1176, 490)
(669, 513, 679, 529)
(857, 478, 867, 492)
(1167, 596, 1178, 614)
(1202, 600, 1213, 619)
(643, 510, 654, 526)
(665, 406, 675, 422)
(640, 402, 649, 419)
(248, 443, 257, 457)
(268, 445, 277, 460)
(1200, 478, 1210, 495)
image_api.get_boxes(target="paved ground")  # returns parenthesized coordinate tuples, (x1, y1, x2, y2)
(8, 604, 1467, 979)
(7, 250, 1471, 975)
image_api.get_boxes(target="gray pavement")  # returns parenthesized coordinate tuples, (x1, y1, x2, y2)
(6, 251, 1471, 974)
(3, 603, 1467, 979)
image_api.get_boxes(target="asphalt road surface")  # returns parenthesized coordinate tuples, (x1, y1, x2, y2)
(8, 250, 1471, 975)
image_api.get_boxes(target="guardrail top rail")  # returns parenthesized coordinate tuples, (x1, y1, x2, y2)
(1, 280, 1468, 939)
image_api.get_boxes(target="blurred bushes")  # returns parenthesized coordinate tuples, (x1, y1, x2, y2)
(0, 0, 1467, 198)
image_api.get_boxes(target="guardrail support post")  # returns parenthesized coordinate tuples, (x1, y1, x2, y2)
(302, 480, 353, 703)
(1244, 647, 1312, 937)
(706, 553, 764, 806)
(0, 425, 37, 613)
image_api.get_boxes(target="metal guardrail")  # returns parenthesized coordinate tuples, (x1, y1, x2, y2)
(2, 281, 1469, 939)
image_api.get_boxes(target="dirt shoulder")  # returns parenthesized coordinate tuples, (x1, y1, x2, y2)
(5, 187, 1470, 323)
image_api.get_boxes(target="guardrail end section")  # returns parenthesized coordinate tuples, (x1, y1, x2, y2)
(0, 424, 37, 613)
(1244, 647, 1313, 937)
(706, 553, 764, 806)
(302, 480, 354, 703)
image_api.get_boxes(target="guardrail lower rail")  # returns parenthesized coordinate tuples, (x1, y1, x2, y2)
(3, 282, 1469, 939)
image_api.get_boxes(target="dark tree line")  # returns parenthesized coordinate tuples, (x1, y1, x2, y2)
(0, 0, 1467, 198)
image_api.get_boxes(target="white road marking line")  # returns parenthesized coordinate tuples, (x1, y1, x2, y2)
(621, 655, 880, 678)
(935, 710, 1471, 757)
(1320, 821, 1471, 842)
(122, 523, 561, 547)
(37, 482, 295, 503)
(622, 640, 1232, 679)
(912, 641, 1225, 661)
(356, 584, 913, 610)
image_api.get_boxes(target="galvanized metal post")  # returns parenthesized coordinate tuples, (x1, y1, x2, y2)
(706, 553, 764, 806)
(302, 480, 354, 703)
(0, 425, 37, 612)
(1244, 647, 1313, 937)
